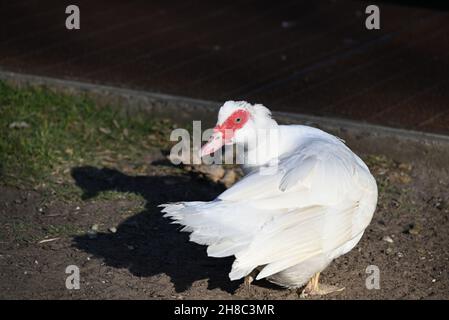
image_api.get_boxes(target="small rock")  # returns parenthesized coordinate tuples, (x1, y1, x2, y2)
(397, 252, 404, 258)
(432, 279, 436, 283)
(108, 227, 117, 233)
(197, 165, 225, 183)
(9, 121, 30, 129)
(403, 223, 420, 235)
(91, 224, 99, 231)
(386, 248, 393, 255)
(382, 236, 394, 243)
(99, 127, 111, 135)
(398, 163, 412, 172)
(75, 206, 80, 210)
(432, 197, 445, 210)
(220, 170, 238, 188)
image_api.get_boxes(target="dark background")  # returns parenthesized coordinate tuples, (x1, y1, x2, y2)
(1, 0, 448, 134)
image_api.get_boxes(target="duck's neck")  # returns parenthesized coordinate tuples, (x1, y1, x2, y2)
(240, 122, 293, 170)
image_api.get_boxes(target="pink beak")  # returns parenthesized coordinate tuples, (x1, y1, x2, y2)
(201, 131, 225, 157)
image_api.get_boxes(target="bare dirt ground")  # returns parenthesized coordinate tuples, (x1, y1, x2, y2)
(0, 81, 448, 300)
(1, 148, 448, 300)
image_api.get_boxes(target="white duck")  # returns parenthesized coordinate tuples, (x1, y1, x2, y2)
(160, 101, 378, 296)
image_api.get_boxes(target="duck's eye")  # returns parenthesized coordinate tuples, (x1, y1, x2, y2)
(235, 117, 241, 123)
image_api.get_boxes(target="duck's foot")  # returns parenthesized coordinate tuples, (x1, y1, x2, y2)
(298, 272, 345, 298)
(243, 270, 259, 294)
(299, 284, 345, 297)
(244, 275, 254, 292)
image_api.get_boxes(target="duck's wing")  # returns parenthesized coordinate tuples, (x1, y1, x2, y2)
(219, 139, 371, 206)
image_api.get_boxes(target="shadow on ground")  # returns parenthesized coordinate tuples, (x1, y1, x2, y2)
(71, 166, 241, 294)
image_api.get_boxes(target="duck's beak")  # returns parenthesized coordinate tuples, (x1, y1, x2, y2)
(201, 131, 225, 157)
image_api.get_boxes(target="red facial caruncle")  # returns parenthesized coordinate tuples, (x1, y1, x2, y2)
(214, 109, 250, 143)
(200, 109, 250, 157)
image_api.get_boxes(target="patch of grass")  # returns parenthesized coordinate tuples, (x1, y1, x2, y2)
(93, 190, 145, 202)
(2, 221, 41, 244)
(43, 224, 83, 238)
(0, 81, 175, 199)
(363, 154, 415, 214)
(2, 221, 84, 244)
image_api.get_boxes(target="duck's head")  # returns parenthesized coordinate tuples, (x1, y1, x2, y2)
(201, 101, 276, 157)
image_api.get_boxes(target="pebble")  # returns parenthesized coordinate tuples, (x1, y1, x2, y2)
(99, 127, 111, 135)
(398, 163, 412, 172)
(91, 224, 99, 231)
(220, 170, 238, 188)
(404, 223, 420, 235)
(199, 165, 225, 182)
(9, 121, 30, 129)
(382, 236, 394, 243)
(108, 227, 117, 233)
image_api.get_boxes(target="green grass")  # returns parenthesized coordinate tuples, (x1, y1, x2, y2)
(1, 220, 84, 244)
(43, 224, 84, 238)
(0, 81, 174, 199)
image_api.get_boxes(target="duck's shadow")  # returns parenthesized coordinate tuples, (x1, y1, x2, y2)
(71, 165, 240, 293)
